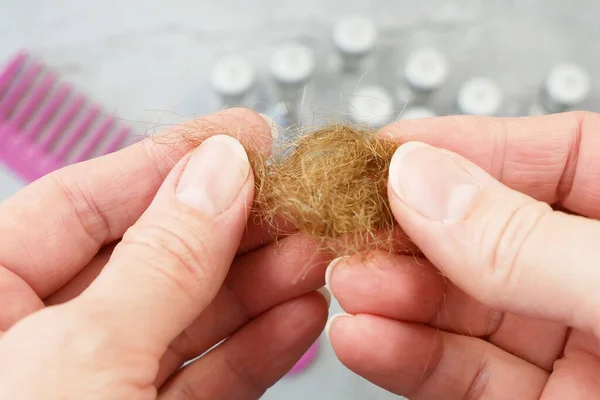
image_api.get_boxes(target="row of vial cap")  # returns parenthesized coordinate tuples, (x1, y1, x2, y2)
(210, 15, 592, 126)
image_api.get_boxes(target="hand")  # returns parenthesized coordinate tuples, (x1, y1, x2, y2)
(326, 111, 600, 399)
(0, 108, 330, 399)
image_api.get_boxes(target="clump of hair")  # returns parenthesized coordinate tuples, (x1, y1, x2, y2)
(160, 119, 404, 256)
(248, 123, 401, 255)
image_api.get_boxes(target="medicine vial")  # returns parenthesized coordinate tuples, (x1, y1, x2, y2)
(400, 48, 449, 106)
(538, 63, 591, 113)
(210, 55, 256, 107)
(269, 42, 316, 124)
(349, 85, 394, 128)
(332, 15, 378, 73)
(456, 77, 503, 116)
(398, 106, 436, 120)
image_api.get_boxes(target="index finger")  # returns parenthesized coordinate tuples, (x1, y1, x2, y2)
(0, 108, 276, 298)
(380, 111, 600, 218)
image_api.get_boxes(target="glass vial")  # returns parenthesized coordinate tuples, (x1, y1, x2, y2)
(456, 77, 503, 116)
(269, 42, 316, 126)
(399, 48, 449, 107)
(348, 85, 395, 128)
(533, 63, 591, 115)
(210, 55, 256, 108)
(332, 15, 378, 74)
(398, 106, 436, 120)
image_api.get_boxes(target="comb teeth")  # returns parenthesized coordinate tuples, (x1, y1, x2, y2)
(0, 61, 43, 121)
(72, 116, 115, 163)
(22, 83, 70, 141)
(0, 52, 28, 96)
(0, 51, 136, 183)
(38, 94, 87, 152)
(11, 71, 56, 129)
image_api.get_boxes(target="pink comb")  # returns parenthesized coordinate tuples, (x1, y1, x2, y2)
(0, 51, 134, 183)
(286, 340, 320, 376)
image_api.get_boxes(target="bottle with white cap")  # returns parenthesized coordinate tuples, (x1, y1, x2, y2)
(400, 48, 449, 106)
(535, 63, 591, 114)
(210, 55, 256, 108)
(398, 106, 436, 120)
(456, 77, 504, 116)
(269, 42, 316, 125)
(332, 15, 378, 74)
(348, 85, 395, 128)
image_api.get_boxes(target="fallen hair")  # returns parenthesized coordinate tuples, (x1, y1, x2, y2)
(250, 124, 401, 255)
(165, 120, 404, 256)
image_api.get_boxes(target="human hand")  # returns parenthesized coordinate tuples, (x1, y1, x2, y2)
(0, 108, 330, 399)
(326, 111, 600, 399)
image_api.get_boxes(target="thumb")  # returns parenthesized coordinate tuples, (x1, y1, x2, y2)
(75, 134, 253, 351)
(387, 141, 600, 335)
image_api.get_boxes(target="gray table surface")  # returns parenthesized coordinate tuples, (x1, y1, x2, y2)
(1, 1, 599, 398)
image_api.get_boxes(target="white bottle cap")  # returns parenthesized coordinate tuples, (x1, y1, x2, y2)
(398, 107, 436, 120)
(333, 15, 378, 57)
(349, 85, 394, 127)
(404, 48, 449, 92)
(528, 102, 548, 116)
(270, 43, 316, 86)
(544, 63, 591, 108)
(457, 77, 503, 116)
(210, 55, 255, 98)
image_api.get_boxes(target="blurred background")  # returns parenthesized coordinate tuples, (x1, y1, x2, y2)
(0, 0, 599, 398)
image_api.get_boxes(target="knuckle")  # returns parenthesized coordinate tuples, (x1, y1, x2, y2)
(473, 200, 552, 301)
(120, 211, 213, 295)
(221, 354, 265, 397)
(172, 379, 202, 400)
(571, 110, 599, 128)
(48, 170, 112, 245)
(463, 356, 490, 400)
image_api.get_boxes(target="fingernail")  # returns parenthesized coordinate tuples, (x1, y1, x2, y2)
(389, 142, 480, 223)
(259, 113, 278, 139)
(325, 313, 351, 341)
(316, 286, 331, 308)
(176, 135, 250, 215)
(325, 256, 348, 290)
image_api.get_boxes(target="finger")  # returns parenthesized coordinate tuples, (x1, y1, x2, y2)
(387, 141, 600, 336)
(44, 244, 116, 305)
(542, 330, 600, 399)
(327, 314, 548, 399)
(0, 266, 43, 329)
(327, 253, 495, 330)
(326, 253, 445, 324)
(327, 253, 567, 370)
(45, 222, 297, 306)
(0, 108, 276, 298)
(239, 213, 295, 255)
(154, 233, 331, 385)
(380, 111, 600, 218)
(44, 233, 331, 385)
(487, 314, 567, 371)
(158, 292, 328, 400)
(73, 134, 254, 351)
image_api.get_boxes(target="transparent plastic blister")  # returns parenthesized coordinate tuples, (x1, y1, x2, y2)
(208, 15, 595, 131)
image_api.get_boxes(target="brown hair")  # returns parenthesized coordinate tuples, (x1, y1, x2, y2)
(253, 123, 402, 255)
(173, 121, 404, 256)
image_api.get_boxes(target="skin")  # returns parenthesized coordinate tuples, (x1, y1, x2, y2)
(327, 110, 600, 399)
(1, 107, 600, 399)
(0, 108, 331, 399)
